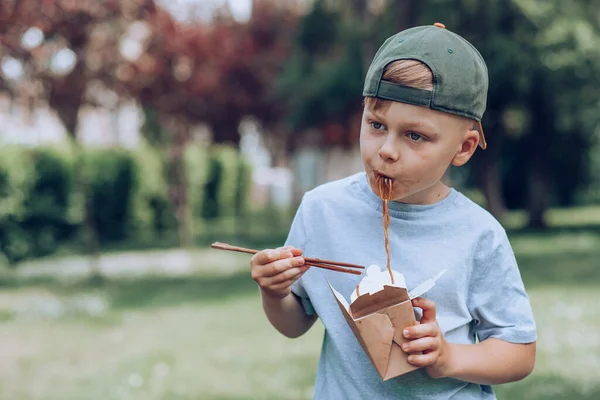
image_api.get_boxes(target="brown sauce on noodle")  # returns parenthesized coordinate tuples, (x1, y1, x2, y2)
(378, 176, 394, 284)
(356, 175, 394, 298)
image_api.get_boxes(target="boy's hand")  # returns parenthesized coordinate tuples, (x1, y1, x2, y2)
(250, 246, 309, 300)
(402, 297, 452, 379)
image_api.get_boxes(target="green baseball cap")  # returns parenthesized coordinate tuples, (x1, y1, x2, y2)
(363, 22, 488, 149)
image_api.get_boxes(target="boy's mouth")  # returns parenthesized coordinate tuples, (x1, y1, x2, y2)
(374, 171, 394, 182)
(374, 171, 394, 199)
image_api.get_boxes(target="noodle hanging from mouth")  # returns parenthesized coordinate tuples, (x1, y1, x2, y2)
(355, 175, 394, 299)
(378, 176, 394, 284)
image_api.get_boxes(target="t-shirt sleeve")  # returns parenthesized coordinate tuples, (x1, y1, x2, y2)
(468, 228, 537, 343)
(286, 201, 316, 316)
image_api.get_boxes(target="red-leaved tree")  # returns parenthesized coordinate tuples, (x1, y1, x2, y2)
(114, 1, 299, 245)
(1, 0, 299, 249)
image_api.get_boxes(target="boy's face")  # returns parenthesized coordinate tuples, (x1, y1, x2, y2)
(360, 100, 479, 204)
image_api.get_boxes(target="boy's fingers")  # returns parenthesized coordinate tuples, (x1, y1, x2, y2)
(290, 248, 303, 256)
(278, 245, 303, 257)
(269, 267, 309, 289)
(412, 297, 437, 323)
(262, 257, 305, 278)
(401, 337, 437, 353)
(277, 245, 295, 251)
(403, 323, 437, 339)
(268, 269, 310, 292)
(269, 265, 310, 285)
(252, 249, 293, 266)
(407, 352, 437, 368)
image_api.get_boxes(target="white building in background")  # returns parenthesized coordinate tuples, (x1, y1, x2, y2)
(0, 94, 142, 148)
(0, 96, 64, 146)
(159, 0, 314, 23)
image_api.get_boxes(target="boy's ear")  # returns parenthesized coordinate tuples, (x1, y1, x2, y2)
(452, 128, 480, 167)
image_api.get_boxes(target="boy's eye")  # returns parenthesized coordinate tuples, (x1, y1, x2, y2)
(371, 122, 385, 130)
(408, 132, 424, 141)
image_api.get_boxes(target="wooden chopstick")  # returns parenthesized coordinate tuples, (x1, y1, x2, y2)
(211, 242, 365, 268)
(306, 261, 362, 275)
(210, 242, 364, 275)
(303, 256, 365, 270)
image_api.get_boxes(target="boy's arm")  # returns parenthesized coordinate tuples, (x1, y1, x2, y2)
(261, 291, 317, 339)
(251, 247, 317, 338)
(442, 338, 536, 385)
(403, 297, 536, 385)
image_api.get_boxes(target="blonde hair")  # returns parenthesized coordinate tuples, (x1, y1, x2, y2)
(364, 59, 433, 112)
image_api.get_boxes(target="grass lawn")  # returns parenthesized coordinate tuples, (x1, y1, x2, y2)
(1, 219, 600, 398)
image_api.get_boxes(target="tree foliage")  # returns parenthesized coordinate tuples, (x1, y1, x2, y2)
(0, 0, 154, 136)
(0, 0, 299, 248)
(277, 0, 600, 227)
(2, 0, 598, 235)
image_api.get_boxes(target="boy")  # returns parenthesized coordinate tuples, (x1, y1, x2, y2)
(250, 23, 536, 399)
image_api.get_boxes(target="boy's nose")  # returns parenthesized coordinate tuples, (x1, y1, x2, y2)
(378, 136, 400, 162)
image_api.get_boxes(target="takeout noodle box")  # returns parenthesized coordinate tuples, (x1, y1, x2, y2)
(329, 278, 439, 381)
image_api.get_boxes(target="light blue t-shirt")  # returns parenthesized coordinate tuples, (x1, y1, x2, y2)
(287, 172, 537, 400)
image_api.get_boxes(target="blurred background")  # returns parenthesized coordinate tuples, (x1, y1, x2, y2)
(0, 0, 599, 399)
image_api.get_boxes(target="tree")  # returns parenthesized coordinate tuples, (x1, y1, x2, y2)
(417, 0, 600, 227)
(114, 1, 299, 245)
(513, 0, 600, 228)
(276, 0, 371, 149)
(0, 0, 156, 277)
(0, 0, 155, 136)
(1, 0, 300, 247)
(433, 0, 530, 222)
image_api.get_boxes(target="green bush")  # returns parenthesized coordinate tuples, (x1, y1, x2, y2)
(0, 146, 34, 264)
(22, 146, 77, 257)
(0, 146, 31, 220)
(80, 148, 138, 244)
(201, 155, 223, 222)
(215, 146, 240, 218)
(185, 143, 210, 223)
(0, 141, 253, 264)
(235, 158, 253, 218)
(201, 145, 244, 221)
(131, 142, 176, 239)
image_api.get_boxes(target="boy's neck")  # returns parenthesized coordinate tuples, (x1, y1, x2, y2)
(391, 181, 451, 205)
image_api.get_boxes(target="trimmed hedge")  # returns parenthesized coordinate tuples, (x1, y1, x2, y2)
(0, 145, 36, 263)
(0, 143, 251, 265)
(81, 148, 138, 242)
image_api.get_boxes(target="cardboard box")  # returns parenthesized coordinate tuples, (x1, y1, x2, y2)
(329, 271, 444, 381)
